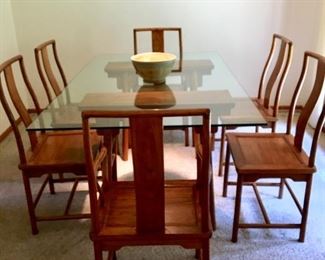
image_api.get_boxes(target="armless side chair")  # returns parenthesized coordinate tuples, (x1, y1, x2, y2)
(215, 34, 293, 179)
(223, 51, 324, 242)
(0, 55, 101, 234)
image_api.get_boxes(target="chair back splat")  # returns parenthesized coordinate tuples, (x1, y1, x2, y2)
(131, 115, 165, 233)
(34, 39, 68, 103)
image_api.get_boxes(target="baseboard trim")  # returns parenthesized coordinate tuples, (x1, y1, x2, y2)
(0, 118, 21, 143)
(0, 109, 37, 143)
(278, 105, 303, 110)
(27, 108, 39, 114)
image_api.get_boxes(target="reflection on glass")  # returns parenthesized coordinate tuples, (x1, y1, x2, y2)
(104, 58, 214, 92)
(134, 84, 176, 109)
(27, 53, 267, 131)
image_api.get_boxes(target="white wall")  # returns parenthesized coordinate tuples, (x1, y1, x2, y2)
(0, 0, 20, 133)
(1, 0, 324, 133)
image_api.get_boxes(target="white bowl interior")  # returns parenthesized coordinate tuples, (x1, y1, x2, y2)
(131, 52, 176, 63)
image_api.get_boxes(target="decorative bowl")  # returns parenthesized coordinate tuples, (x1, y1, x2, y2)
(131, 52, 176, 84)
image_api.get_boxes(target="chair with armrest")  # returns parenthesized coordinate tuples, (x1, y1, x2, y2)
(223, 51, 325, 242)
(82, 108, 213, 259)
(215, 34, 293, 178)
(0, 55, 102, 234)
(34, 39, 68, 104)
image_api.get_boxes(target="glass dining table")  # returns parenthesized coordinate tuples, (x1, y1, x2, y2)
(27, 52, 266, 133)
(24, 51, 267, 234)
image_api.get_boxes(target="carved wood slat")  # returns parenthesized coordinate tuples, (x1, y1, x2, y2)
(35, 40, 68, 104)
(41, 48, 62, 96)
(263, 40, 286, 108)
(151, 29, 165, 52)
(294, 54, 325, 154)
(4, 65, 31, 127)
(130, 116, 165, 234)
(3, 60, 38, 148)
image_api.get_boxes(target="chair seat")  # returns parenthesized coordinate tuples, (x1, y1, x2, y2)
(227, 133, 316, 176)
(20, 131, 100, 174)
(96, 180, 208, 238)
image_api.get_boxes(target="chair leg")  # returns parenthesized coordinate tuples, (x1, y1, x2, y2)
(232, 175, 243, 243)
(22, 174, 39, 234)
(103, 130, 118, 182)
(108, 251, 117, 260)
(122, 129, 129, 161)
(94, 244, 103, 260)
(278, 178, 285, 199)
(218, 126, 226, 176)
(299, 176, 313, 242)
(184, 128, 189, 146)
(209, 174, 216, 231)
(222, 144, 231, 197)
(48, 174, 55, 194)
(201, 240, 210, 260)
(210, 130, 216, 151)
(195, 249, 200, 259)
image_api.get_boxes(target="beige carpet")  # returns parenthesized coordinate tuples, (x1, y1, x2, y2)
(0, 116, 325, 259)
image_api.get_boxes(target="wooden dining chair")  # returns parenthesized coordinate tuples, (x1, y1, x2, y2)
(34, 39, 68, 104)
(0, 55, 102, 234)
(223, 51, 325, 242)
(34, 39, 120, 171)
(82, 108, 213, 260)
(133, 27, 189, 149)
(215, 34, 293, 177)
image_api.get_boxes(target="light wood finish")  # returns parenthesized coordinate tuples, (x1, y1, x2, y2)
(216, 34, 293, 178)
(83, 109, 212, 260)
(34, 39, 68, 104)
(0, 55, 101, 234)
(223, 51, 325, 242)
(132, 27, 189, 151)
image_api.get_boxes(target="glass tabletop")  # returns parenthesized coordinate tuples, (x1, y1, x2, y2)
(27, 52, 266, 130)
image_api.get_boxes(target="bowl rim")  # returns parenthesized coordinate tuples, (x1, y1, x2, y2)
(131, 52, 176, 63)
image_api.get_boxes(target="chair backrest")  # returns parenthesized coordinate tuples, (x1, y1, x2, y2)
(0, 55, 41, 164)
(82, 108, 211, 234)
(34, 39, 68, 103)
(286, 51, 325, 167)
(133, 27, 183, 72)
(258, 34, 293, 116)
